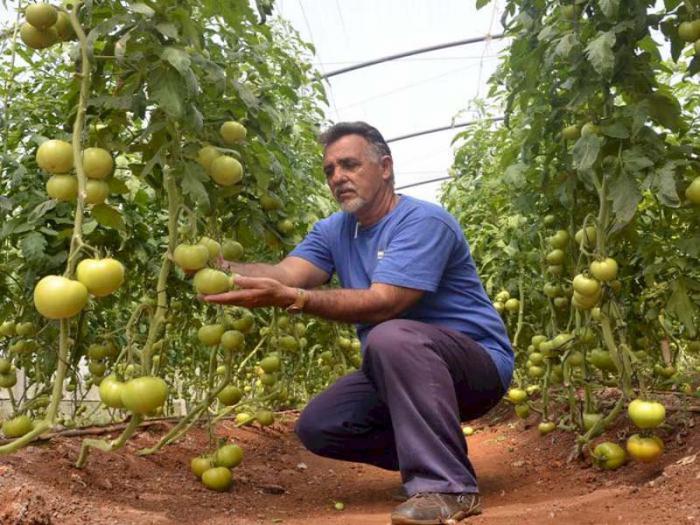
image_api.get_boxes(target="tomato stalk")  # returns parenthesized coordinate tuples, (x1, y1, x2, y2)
(139, 347, 237, 454)
(0, 0, 21, 171)
(512, 276, 525, 350)
(140, 167, 179, 374)
(75, 414, 142, 468)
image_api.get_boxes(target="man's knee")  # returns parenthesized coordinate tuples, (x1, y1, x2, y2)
(295, 402, 333, 456)
(365, 319, 424, 361)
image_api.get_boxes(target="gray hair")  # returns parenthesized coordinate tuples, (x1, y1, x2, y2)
(319, 121, 395, 185)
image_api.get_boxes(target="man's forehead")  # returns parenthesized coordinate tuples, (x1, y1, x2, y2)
(323, 134, 370, 161)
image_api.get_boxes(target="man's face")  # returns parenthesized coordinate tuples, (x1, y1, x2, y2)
(322, 134, 391, 213)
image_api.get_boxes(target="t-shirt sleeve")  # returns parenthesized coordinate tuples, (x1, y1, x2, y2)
(288, 220, 335, 275)
(372, 217, 456, 292)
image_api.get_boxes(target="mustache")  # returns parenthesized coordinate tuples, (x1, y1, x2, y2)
(333, 184, 356, 199)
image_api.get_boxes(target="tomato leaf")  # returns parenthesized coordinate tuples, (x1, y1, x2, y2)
(92, 204, 125, 230)
(651, 161, 681, 208)
(20, 232, 47, 265)
(572, 135, 602, 171)
(149, 68, 185, 118)
(601, 121, 629, 139)
(503, 162, 527, 189)
(585, 31, 616, 78)
(609, 171, 642, 228)
(667, 279, 698, 339)
(598, 0, 620, 18)
(130, 3, 155, 16)
(181, 164, 210, 209)
(161, 47, 192, 77)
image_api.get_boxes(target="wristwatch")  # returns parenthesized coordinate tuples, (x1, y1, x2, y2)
(286, 288, 307, 314)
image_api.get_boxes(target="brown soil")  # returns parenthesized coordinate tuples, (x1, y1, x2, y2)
(0, 404, 698, 525)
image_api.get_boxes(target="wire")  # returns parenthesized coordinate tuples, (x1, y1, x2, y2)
(297, 0, 341, 119)
(335, 60, 499, 111)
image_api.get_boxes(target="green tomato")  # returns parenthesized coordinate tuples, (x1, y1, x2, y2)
(198, 324, 225, 346)
(507, 388, 527, 404)
(593, 442, 626, 470)
(120, 376, 168, 415)
(627, 399, 665, 429)
(201, 466, 233, 491)
(217, 385, 243, 406)
(2, 415, 34, 438)
(191, 456, 213, 478)
(215, 444, 244, 468)
(590, 258, 618, 282)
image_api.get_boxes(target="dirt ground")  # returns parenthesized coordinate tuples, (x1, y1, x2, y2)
(0, 403, 698, 525)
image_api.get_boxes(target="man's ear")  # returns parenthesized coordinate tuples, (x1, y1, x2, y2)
(381, 155, 393, 180)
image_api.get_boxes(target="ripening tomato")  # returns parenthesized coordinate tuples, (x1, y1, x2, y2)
(199, 236, 222, 260)
(33, 275, 88, 319)
(220, 121, 247, 144)
(173, 243, 209, 271)
(120, 376, 168, 414)
(193, 268, 232, 295)
(573, 274, 601, 297)
(686, 176, 700, 204)
(37, 139, 73, 174)
(507, 390, 527, 404)
(46, 174, 78, 201)
(26, 3, 58, 29)
(627, 399, 665, 429)
(53, 11, 74, 40)
(21, 23, 57, 49)
(626, 434, 663, 463)
(76, 258, 125, 297)
(590, 258, 618, 281)
(99, 375, 125, 408)
(197, 145, 221, 171)
(222, 239, 244, 261)
(85, 179, 110, 205)
(82, 147, 113, 179)
(198, 324, 225, 346)
(209, 156, 243, 186)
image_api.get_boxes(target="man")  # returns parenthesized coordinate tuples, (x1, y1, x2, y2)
(204, 121, 513, 524)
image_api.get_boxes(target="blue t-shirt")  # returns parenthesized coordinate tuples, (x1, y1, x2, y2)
(289, 195, 514, 389)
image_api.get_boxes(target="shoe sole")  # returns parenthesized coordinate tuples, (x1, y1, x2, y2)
(391, 508, 482, 525)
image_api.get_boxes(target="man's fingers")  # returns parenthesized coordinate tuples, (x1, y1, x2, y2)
(202, 290, 256, 304)
(234, 275, 277, 289)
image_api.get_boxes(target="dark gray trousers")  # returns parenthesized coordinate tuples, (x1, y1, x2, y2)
(295, 319, 505, 496)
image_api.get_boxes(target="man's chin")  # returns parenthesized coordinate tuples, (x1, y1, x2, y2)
(339, 197, 367, 213)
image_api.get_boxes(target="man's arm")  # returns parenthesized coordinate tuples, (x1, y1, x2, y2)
(221, 256, 330, 289)
(303, 283, 424, 324)
(202, 276, 424, 325)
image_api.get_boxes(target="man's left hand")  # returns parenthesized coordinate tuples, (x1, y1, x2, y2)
(200, 275, 295, 308)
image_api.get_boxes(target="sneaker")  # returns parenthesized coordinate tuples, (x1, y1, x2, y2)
(390, 492, 482, 525)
